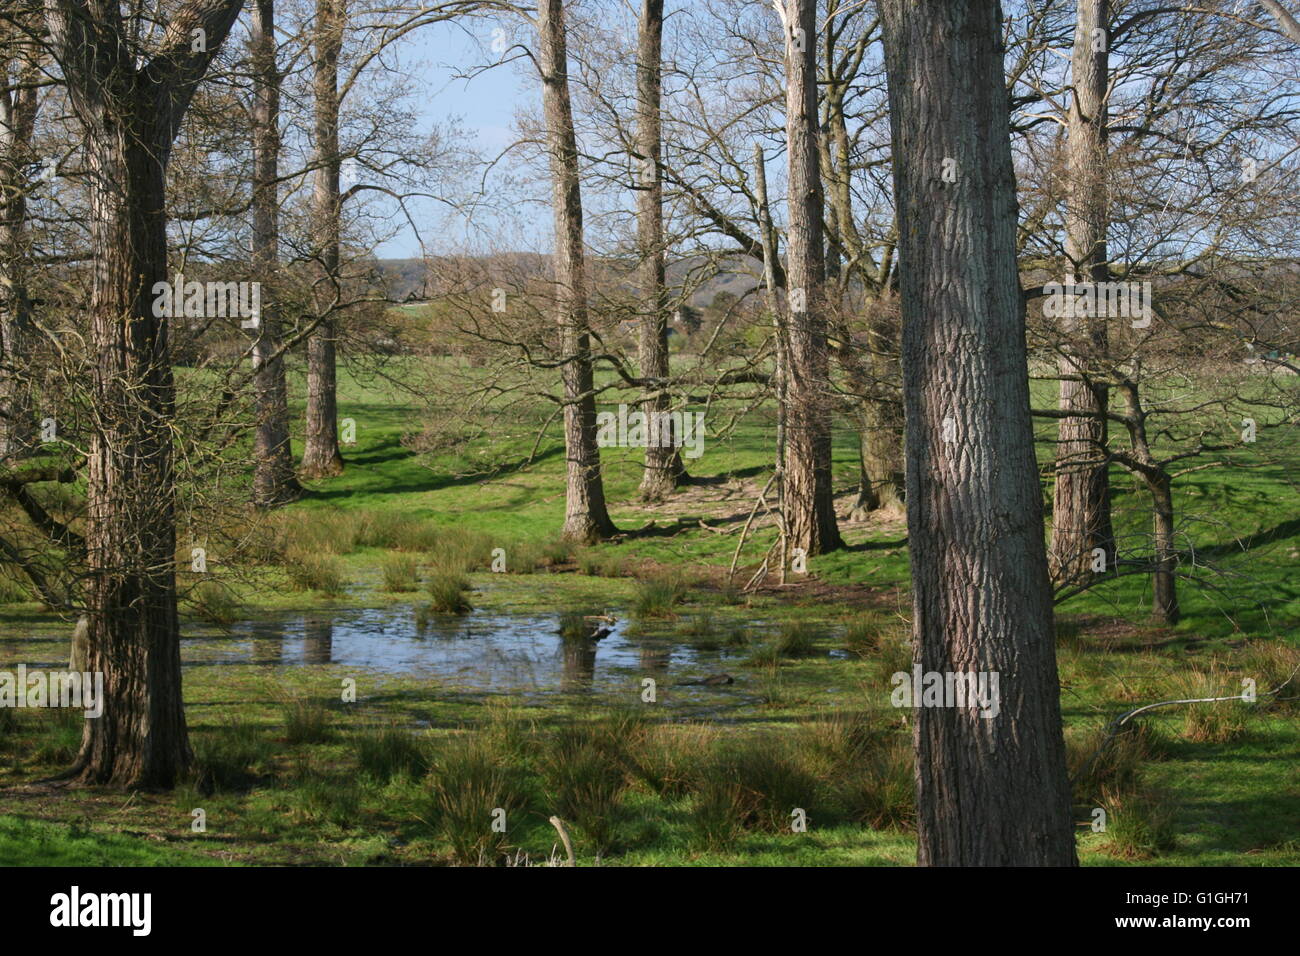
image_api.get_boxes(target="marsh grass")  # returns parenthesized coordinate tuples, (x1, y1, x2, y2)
(687, 734, 821, 848)
(1066, 720, 1167, 806)
(541, 722, 638, 854)
(380, 553, 419, 592)
(353, 723, 430, 781)
(843, 614, 887, 656)
(286, 758, 362, 828)
(426, 572, 472, 613)
(284, 549, 345, 595)
(1179, 668, 1252, 743)
(427, 735, 528, 865)
(1100, 784, 1177, 859)
(633, 572, 688, 619)
(283, 698, 331, 745)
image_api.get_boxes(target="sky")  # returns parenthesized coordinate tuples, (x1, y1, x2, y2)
(373, 18, 535, 259)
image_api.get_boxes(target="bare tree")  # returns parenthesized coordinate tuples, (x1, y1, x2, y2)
(0, 12, 42, 460)
(881, 0, 1077, 866)
(300, 0, 346, 478)
(1049, 0, 1116, 583)
(249, 0, 302, 505)
(634, 0, 686, 501)
(538, 0, 616, 542)
(44, 0, 246, 787)
(776, 0, 841, 555)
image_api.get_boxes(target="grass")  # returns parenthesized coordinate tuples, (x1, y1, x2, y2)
(379, 553, 419, 592)
(1, 361, 1297, 867)
(426, 572, 472, 613)
(353, 724, 430, 782)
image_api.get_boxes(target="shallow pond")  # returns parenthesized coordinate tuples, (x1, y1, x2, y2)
(183, 606, 749, 699)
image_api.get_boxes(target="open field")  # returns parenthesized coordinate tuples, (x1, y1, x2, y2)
(2, 362, 1296, 866)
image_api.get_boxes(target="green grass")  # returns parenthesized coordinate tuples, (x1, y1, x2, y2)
(1, 360, 1297, 866)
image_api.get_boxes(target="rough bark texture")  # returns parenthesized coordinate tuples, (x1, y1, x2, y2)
(539, 0, 616, 542)
(0, 40, 39, 461)
(47, 0, 246, 788)
(635, 0, 686, 500)
(881, 0, 1077, 866)
(1149, 472, 1179, 623)
(780, 0, 842, 555)
(1050, 0, 1115, 584)
(754, 144, 787, 518)
(301, 0, 345, 479)
(250, 0, 302, 506)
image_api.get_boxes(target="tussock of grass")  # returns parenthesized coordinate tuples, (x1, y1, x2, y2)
(1179, 668, 1252, 744)
(380, 553, 419, 592)
(426, 572, 472, 613)
(426, 736, 528, 865)
(1100, 784, 1177, 860)
(284, 549, 345, 594)
(541, 716, 646, 854)
(353, 723, 429, 781)
(633, 572, 688, 619)
(283, 699, 331, 744)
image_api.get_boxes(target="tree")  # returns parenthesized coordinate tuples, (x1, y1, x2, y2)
(0, 13, 41, 461)
(45, 0, 246, 787)
(634, 0, 687, 501)
(1048, 0, 1115, 584)
(249, 0, 303, 506)
(538, 0, 617, 542)
(300, 0, 346, 478)
(775, 0, 842, 555)
(880, 0, 1077, 866)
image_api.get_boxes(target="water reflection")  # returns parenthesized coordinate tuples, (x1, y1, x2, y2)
(303, 618, 333, 665)
(183, 606, 735, 696)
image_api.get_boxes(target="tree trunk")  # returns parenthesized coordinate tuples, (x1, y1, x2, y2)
(635, 0, 686, 501)
(780, 0, 842, 556)
(250, 0, 302, 506)
(301, 0, 345, 479)
(69, 97, 186, 790)
(0, 47, 39, 461)
(754, 143, 787, 527)
(881, 0, 1077, 866)
(1148, 471, 1180, 624)
(1049, 0, 1115, 583)
(538, 0, 616, 543)
(48, 0, 246, 788)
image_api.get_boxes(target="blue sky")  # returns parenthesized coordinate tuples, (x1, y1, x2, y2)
(375, 17, 534, 258)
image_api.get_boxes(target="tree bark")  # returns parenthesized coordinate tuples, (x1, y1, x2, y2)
(635, 0, 686, 501)
(881, 0, 1078, 866)
(779, 0, 842, 556)
(301, 0, 345, 479)
(538, 0, 616, 542)
(0, 40, 39, 461)
(250, 0, 302, 506)
(1049, 0, 1115, 584)
(1149, 471, 1180, 624)
(46, 0, 247, 788)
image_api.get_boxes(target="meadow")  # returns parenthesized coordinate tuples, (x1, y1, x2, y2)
(0, 357, 1296, 866)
